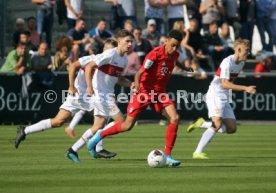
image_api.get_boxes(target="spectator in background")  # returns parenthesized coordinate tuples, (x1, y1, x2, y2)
(31, 42, 54, 88)
(239, 0, 255, 56)
(188, 58, 207, 79)
(133, 27, 153, 63)
(186, 0, 201, 27)
(255, 56, 273, 78)
(64, 0, 83, 30)
(27, 16, 40, 48)
(144, 0, 169, 34)
(199, 0, 224, 34)
(255, 0, 274, 51)
(167, 0, 187, 31)
(105, 0, 138, 27)
(53, 36, 72, 71)
(89, 18, 113, 53)
(219, 23, 234, 54)
(124, 46, 141, 75)
(12, 18, 26, 47)
(32, 0, 55, 49)
(0, 42, 31, 75)
(123, 19, 134, 33)
(67, 17, 93, 61)
(222, 0, 241, 39)
(19, 31, 38, 53)
(268, 1, 276, 50)
(204, 21, 228, 68)
(142, 19, 161, 47)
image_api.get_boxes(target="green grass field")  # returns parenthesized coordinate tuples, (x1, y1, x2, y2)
(1, 123, 276, 193)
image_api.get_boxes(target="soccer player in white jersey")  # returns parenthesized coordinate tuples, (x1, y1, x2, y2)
(186, 39, 256, 159)
(15, 40, 118, 158)
(66, 29, 133, 163)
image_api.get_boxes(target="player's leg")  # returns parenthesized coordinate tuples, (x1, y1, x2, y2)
(65, 110, 86, 138)
(223, 119, 237, 134)
(187, 118, 226, 133)
(94, 112, 124, 159)
(161, 105, 181, 166)
(15, 109, 72, 149)
(66, 115, 106, 163)
(193, 116, 223, 159)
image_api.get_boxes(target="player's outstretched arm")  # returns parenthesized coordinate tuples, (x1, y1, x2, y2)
(85, 61, 97, 96)
(221, 79, 256, 94)
(132, 69, 145, 93)
(68, 60, 81, 95)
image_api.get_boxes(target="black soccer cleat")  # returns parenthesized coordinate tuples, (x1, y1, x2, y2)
(15, 126, 26, 149)
(65, 148, 80, 163)
(95, 149, 117, 159)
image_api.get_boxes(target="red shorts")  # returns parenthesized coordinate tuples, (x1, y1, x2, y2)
(127, 92, 175, 118)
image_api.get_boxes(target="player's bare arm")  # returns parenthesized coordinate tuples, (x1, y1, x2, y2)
(132, 69, 145, 93)
(84, 61, 97, 96)
(68, 61, 81, 96)
(221, 79, 256, 94)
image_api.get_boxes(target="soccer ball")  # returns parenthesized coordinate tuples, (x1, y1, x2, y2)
(147, 149, 166, 168)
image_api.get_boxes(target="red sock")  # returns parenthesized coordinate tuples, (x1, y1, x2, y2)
(164, 123, 178, 156)
(100, 121, 123, 138)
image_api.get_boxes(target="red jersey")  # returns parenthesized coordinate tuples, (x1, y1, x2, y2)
(139, 45, 179, 93)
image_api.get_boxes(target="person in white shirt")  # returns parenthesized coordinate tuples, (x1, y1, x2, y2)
(15, 40, 118, 159)
(167, 0, 187, 31)
(64, 0, 83, 29)
(186, 39, 256, 159)
(66, 30, 134, 163)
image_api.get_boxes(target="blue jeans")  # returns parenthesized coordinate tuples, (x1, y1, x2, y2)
(269, 18, 276, 49)
(256, 17, 273, 51)
(241, 21, 255, 54)
(37, 8, 54, 49)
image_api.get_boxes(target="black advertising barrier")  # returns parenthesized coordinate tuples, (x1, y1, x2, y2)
(0, 74, 275, 124)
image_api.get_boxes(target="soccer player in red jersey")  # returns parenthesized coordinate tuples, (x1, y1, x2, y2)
(87, 30, 184, 167)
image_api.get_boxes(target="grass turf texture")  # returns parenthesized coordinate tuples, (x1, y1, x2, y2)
(0, 124, 276, 193)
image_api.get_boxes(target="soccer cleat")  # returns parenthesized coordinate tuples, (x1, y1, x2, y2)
(186, 117, 205, 133)
(87, 130, 103, 151)
(65, 127, 76, 138)
(95, 149, 117, 159)
(15, 126, 26, 149)
(165, 155, 181, 167)
(193, 152, 209, 159)
(88, 146, 97, 158)
(65, 148, 80, 163)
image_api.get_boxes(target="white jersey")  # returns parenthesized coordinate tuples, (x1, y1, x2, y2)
(75, 55, 95, 96)
(92, 48, 128, 94)
(208, 55, 245, 97)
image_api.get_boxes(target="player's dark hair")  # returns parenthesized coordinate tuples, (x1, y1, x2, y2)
(105, 38, 118, 47)
(116, 29, 134, 39)
(27, 16, 36, 22)
(168, 30, 183, 42)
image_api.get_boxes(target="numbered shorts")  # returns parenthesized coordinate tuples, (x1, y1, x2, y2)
(206, 92, 235, 119)
(127, 92, 174, 118)
(60, 95, 94, 114)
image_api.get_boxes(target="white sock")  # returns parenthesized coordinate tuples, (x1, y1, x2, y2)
(25, 119, 52, 135)
(96, 140, 103, 152)
(95, 122, 115, 152)
(69, 110, 86, 131)
(200, 122, 226, 133)
(72, 129, 93, 152)
(218, 124, 226, 133)
(200, 121, 212, 129)
(194, 128, 216, 153)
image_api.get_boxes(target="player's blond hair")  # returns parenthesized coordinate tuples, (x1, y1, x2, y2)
(233, 39, 250, 49)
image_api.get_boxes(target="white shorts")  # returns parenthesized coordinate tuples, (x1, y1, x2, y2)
(92, 94, 120, 118)
(206, 92, 236, 120)
(60, 95, 94, 114)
